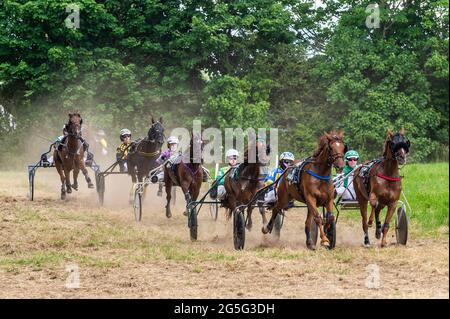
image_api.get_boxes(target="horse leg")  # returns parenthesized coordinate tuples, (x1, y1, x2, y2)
(55, 158, 66, 200)
(181, 182, 191, 216)
(79, 161, 94, 188)
(305, 196, 329, 248)
(359, 200, 371, 247)
(368, 193, 378, 227)
(304, 208, 316, 250)
(72, 166, 79, 191)
(374, 205, 384, 239)
(64, 166, 72, 194)
(165, 179, 173, 218)
(381, 203, 397, 248)
(262, 207, 281, 234)
(246, 206, 254, 231)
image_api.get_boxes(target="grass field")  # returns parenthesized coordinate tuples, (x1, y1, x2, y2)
(0, 163, 448, 298)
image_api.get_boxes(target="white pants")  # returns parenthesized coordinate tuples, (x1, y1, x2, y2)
(264, 189, 276, 204)
(336, 185, 356, 201)
(217, 185, 226, 200)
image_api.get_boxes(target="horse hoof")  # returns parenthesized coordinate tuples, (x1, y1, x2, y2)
(166, 210, 172, 218)
(88, 183, 94, 189)
(380, 241, 387, 248)
(66, 188, 72, 194)
(306, 242, 316, 250)
(375, 229, 381, 239)
(183, 211, 188, 216)
(71, 185, 78, 191)
(261, 226, 269, 234)
(320, 240, 330, 247)
(61, 193, 66, 200)
(246, 223, 252, 231)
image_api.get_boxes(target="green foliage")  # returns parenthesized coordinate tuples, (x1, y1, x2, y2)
(0, 0, 448, 166)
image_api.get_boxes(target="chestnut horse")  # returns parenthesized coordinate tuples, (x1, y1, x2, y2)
(262, 130, 346, 250)
(164, 133, 204, 218)
(353, 129, 410, 247)
(224, 140, 270, 230)
(54, 113, 94, 200)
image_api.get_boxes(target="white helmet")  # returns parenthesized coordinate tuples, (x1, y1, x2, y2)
(167, 136, 179, 145)
(120, 128, 131, 136)
(225, 149, 239, 159)
(280, 151, 295, 161)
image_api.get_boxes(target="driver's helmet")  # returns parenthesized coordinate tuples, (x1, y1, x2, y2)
(344, 150, 359, 161)
(225, 149, 239, 160)
(167, 136, 179, 145)
(279, 151, 295, 168)
(119, 128, 131, 141)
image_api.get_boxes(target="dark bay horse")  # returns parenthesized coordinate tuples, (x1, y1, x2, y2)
(353, 129, 410, 247)
(54, 113, 94, 200)
(127, 117, 165, 193)
(164, 133, 204, 218)
(262, 130, 346, 250)
(224, 140, 270, 231)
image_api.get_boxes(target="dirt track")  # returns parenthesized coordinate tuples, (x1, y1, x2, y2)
(0, 171, 448, 298)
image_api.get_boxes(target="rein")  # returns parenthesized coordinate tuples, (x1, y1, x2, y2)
(376, 172, 402, 182)
(305, 170, 331, 181)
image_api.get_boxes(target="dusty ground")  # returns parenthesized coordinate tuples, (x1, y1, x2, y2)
(0, 170, 448, 298)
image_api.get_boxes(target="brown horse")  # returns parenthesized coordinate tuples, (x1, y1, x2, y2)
(262, 130, 346, 250)
(224, 139, 270, 231)
(164, 133, 204, 218)
(353, 129, 410, 247)
(54, 113, 94, 200)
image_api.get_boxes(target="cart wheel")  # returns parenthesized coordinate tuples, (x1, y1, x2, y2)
(326, 221, 337, 250)
(188, 206, 198, 241)
(134, 191, 142, 222)
(233, 207, 246, 250)
(273, 212, 283, 239)
(28, 170, 35, 201)
(310, 219, 318, 246)
(395, 206, 408, 245)
(209, 200, 219, 221)
(97, 175, 105, 205)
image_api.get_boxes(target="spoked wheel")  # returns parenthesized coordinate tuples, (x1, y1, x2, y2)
(28, 169, 35, 201)
(188, 205, 198, 241)
(395, 206, 408, 245)
(133, 191, 142, 222)
(97, 174, 105, 205)
(209, 200, 219, 221)
(233, 207, 246, 250)
(273, 212, 283, 239)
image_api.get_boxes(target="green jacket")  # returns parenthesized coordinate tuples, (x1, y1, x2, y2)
(343, 165, 353, 188)
(216, 166, 230, 186)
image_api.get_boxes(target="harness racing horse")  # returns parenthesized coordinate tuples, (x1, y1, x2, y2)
(353, 129, 410, 247)
(164, 133, 204, 218)
(54, 112, 94, 200)
(224, 139, 270, 232)
(262, 130, 346, 250)
(127, 117, 165, 196)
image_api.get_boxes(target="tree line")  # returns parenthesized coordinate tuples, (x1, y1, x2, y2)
(0, 0, 448, 167)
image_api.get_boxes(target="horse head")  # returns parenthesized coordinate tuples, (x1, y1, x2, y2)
(148, 116, 165, 145)
(316, 130, 346, 173)
(66, 112, 82, 138)
(385, 129, 410, 164)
